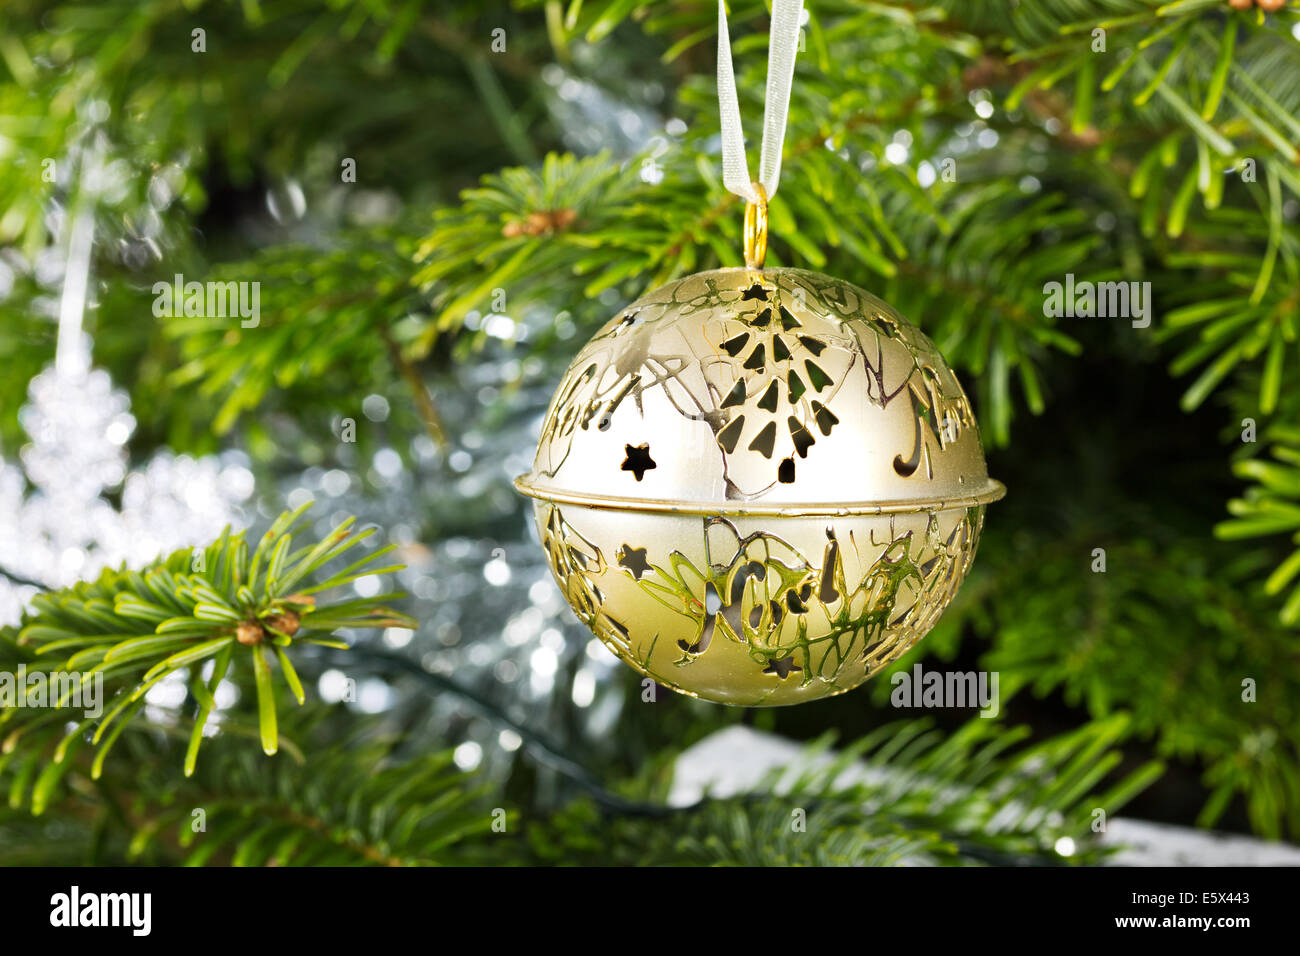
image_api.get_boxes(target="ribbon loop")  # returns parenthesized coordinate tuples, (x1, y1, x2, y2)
(716, 0, 805, 205)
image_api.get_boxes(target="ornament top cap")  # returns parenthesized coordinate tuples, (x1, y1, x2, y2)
(516, 268, 1004, 516)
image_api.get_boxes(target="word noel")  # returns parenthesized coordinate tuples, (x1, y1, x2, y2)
(153, 274, 260, 328)
(50, 886, 151, 936)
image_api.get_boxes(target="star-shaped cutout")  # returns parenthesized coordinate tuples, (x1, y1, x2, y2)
(763, 656, 802, 679)
(740, 283, 770, 301)
(621, 443, 657, 481)
(617, 545, 651, 580)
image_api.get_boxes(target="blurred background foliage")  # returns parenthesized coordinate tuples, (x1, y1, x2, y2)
(1, 0, 1299, 863)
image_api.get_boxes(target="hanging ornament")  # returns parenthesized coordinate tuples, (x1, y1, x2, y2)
(516, 0, 1003, 706)
(0, 140, 252, 625)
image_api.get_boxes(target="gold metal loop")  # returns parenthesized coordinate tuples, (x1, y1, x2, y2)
(743, 181, 768, 270)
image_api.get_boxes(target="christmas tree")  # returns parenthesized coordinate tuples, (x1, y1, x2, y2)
(1, 0, 1298, 866)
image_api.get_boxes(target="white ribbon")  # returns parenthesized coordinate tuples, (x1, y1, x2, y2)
(716, 0, 805, 205)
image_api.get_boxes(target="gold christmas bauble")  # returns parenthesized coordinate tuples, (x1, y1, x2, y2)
(516, 267, 1004, 706)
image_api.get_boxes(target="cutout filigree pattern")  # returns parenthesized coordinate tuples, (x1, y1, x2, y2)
(530, 268, 982, 503)
(535, 500, 985, 706)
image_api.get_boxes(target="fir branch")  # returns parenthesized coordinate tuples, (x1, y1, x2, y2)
(529, 715, 1162, 866)
(932, 508, 1300, 839)
(162, 229, 426, 437)
(0, 503, 413, 784)
(9, 709, 501, 866)
(1218, 435, 1300, 627)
